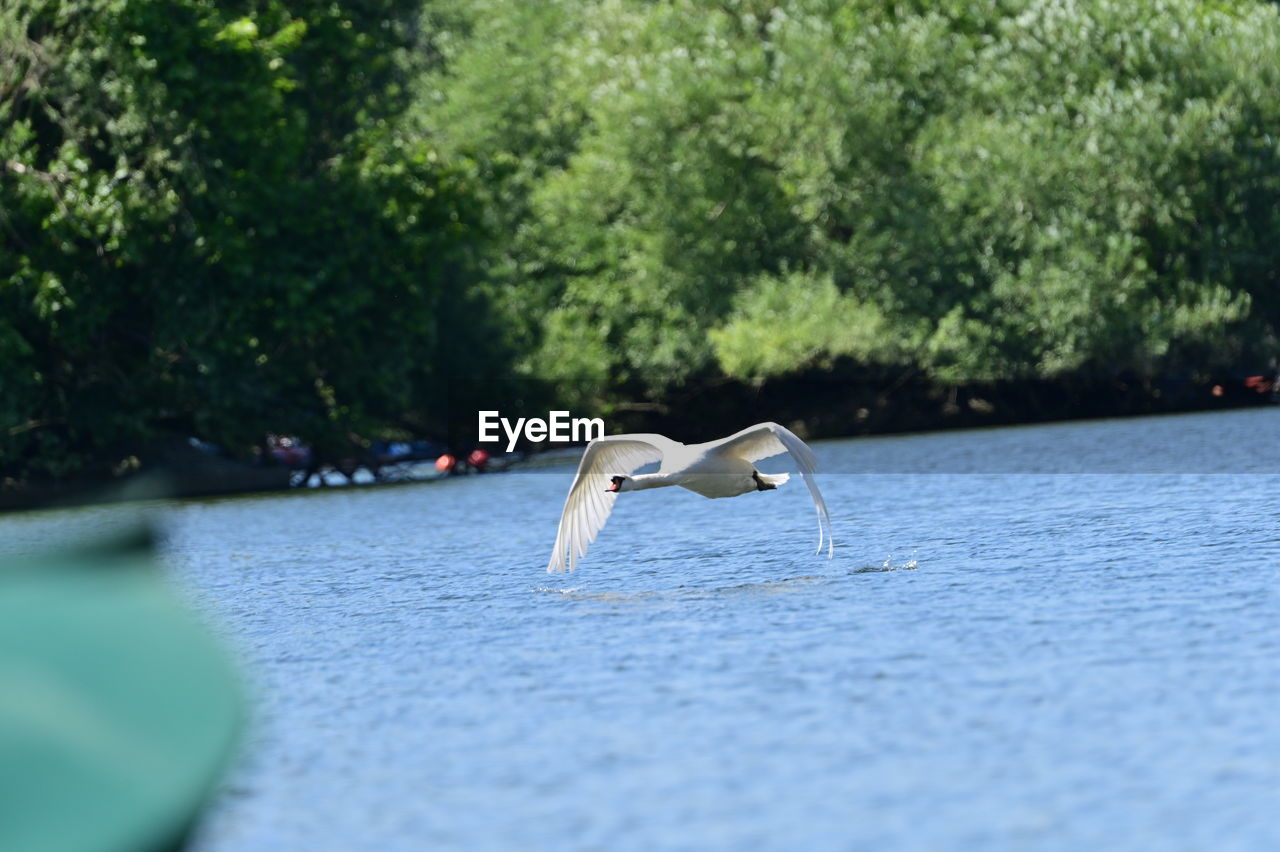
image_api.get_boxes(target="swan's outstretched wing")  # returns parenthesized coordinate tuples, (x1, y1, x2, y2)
(708, 422, 833, 557)
(547, 434, 679, 573)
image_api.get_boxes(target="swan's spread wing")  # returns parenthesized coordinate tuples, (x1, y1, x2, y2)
(709, 422, 833, 557)
(547, 434, 677, 573)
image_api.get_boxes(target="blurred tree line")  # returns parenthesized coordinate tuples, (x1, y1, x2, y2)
(3, 0, 1279, 481)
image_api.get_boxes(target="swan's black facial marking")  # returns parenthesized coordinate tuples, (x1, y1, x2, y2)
(606, 475, 626, 493)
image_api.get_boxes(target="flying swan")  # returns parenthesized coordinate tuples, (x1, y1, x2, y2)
(548, 422, 833, 572)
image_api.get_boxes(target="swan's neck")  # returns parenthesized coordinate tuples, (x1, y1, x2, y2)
(627, 472, 680, 491)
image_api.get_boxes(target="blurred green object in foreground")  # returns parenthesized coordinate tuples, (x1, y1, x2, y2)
(0, 527, 242, 852)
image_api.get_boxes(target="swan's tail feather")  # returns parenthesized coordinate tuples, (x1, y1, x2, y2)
(758, 472, 790, 488)
(807, 484, 833, 559)
(815, 504, 825, 556)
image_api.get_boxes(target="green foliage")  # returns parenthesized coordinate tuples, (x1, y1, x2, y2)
(425, 0, 1280, 400)
(711, 271, 899, 381)
(0, 0, 490, 478)
(4, 0, 1280, 480)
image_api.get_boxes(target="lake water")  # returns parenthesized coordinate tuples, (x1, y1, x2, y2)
(4, 408, 1279, 850)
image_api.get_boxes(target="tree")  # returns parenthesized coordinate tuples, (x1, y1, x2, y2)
(423, 0, 1280, 406)
(0, 0, 489, 479)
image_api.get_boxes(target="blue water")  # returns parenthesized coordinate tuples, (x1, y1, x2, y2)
(5, 409, 1279, 850)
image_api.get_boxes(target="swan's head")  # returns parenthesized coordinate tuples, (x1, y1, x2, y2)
(605, 475, 628, 493)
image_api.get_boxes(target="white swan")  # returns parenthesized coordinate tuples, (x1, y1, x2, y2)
(547, 422, 833, 572)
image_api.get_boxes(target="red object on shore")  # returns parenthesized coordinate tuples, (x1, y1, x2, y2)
(467, 449, 490, 470)
(435, 453, 456, 472)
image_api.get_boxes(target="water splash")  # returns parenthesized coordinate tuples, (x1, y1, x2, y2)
(852, 550, 920, 574)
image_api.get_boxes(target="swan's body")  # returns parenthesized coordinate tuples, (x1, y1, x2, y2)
(547, 422, 833, 572)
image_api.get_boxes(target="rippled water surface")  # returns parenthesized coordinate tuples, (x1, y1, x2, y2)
(5, 409, 1279, 850)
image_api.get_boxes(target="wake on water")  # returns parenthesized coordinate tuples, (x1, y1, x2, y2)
(534, 551, 922, 598)
(851, 552, 921, 574)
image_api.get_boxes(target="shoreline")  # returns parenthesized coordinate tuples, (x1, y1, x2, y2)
(606, 369, 1278, 444)
(3, 374, 1274, 514)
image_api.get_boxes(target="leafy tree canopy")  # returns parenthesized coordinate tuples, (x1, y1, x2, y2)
(4, 0, 1280, 481)
(424, 0, 1280, 396)
(1, 0, 487, 478)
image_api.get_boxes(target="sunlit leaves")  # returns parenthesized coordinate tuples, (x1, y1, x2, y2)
(711, 271, 902, 381)
(427, 0, 1280, 402)
(0, 0, 481, 478)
